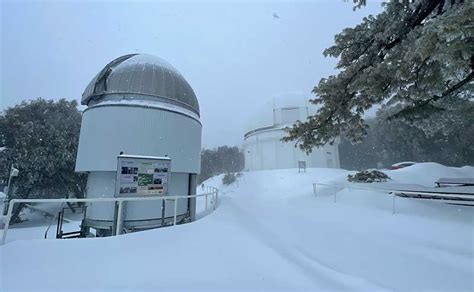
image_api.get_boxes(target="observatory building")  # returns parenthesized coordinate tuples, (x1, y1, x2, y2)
(75, 54, 201, 236)
(243, 96, 340, 171)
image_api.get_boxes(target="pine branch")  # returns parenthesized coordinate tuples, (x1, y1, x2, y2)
(393, 70, 474, 119)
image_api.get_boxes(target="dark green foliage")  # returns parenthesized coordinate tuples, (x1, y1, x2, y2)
(284, 0, 473, 151)
(0, 98, 86, 220)
(348, 170, 390, 183)
(222, 173, 237, 185)
(350, 0, 366, 10)
(199, 146, 244, 183)
(339, 103, 474, 170)
(222, 172, 243, 186)
(0, 150, 8, 188)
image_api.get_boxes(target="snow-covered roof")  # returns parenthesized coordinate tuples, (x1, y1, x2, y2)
(82, 54, 199, 115)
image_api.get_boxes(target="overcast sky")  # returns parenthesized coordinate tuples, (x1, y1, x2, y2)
(1, 0, 382, 148)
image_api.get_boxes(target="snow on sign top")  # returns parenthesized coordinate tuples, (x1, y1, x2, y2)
(118, 154, 171, 161)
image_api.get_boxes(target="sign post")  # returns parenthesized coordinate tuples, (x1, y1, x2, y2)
(298, 161, 307, 173)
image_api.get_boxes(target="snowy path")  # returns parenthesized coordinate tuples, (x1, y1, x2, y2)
(1, 164, 473, 291)
(224, 196, 386, 290)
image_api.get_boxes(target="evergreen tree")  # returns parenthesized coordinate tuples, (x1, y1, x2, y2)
(284, 0, 473, 151)
(339, 101, 474, 169)
(199, 146, 244, 183)
(0, 98, 86, 221)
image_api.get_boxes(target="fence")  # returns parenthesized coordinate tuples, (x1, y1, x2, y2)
(312, 182, 398, 213)
(1, 187, 219, 245)
(312, 182, 474, 214)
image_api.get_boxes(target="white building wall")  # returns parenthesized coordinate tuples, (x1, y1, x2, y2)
(243, 95, 341, 171)
(243, 128, 340, 171)
(76, 103, 202, 173)
(76, 102, 201, 224)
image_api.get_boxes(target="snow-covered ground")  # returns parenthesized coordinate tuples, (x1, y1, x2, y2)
(1, 163, 473, 291)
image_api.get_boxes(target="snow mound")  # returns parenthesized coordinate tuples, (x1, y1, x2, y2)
(385, 162, 474, 186)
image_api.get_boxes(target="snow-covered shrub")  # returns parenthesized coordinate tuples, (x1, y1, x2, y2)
(200, 146, 244, 183)
(222, 173, 236, 185)
(222, 172, 243, 185)
(347, 170, 390, 183)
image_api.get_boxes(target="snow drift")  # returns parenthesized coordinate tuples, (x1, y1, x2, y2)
(1, 163, 473, 291)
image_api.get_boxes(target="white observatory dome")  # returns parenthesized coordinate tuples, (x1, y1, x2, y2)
(243, 93, 339, 171)
(82, 54, 199, 115)
(243, 92, 318, 134)
(75, 54, 201, 235)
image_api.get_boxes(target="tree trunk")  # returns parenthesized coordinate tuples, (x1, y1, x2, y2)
(10, 202, 26, 224)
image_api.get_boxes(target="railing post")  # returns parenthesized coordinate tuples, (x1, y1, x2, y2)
(1, 199, 16, 245)
(392, 193, 396, 214)
(173, 198, 178, 226)
(116, 200, 123, 235)
(213, 191, 216, 210)
(205, 193, 208, 213)
(161, 199, 165, 227)
(333, 185, 337, 203)
(313, 183, 317, 197)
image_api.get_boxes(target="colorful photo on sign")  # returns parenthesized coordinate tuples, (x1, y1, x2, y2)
(138, 173, 153, 186)
(121, 167, 138, 175)
(119, 187, 130, 194)
(117, 157, 171, 197)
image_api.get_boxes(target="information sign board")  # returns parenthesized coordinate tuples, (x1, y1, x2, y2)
(115, 155, 171, 197)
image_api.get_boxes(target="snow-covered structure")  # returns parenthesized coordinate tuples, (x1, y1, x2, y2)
(75, 54, 201, 235)
(243, 95, 340, 171)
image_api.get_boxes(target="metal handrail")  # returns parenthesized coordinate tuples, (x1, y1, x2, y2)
(312, 182, 474, 200)
(1, 188, 220, 245)
(312, 182, 474, 214)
